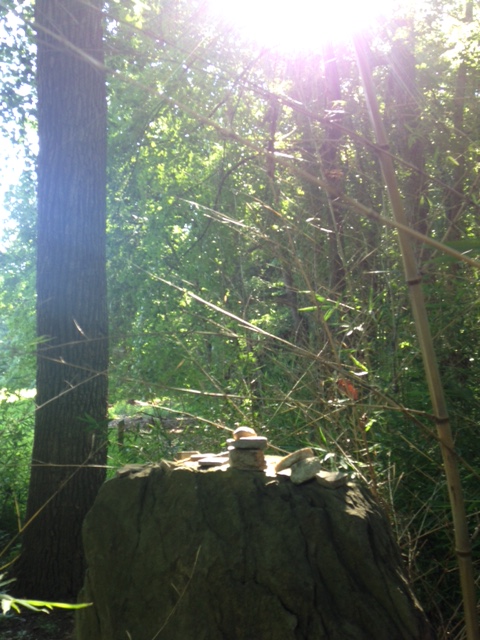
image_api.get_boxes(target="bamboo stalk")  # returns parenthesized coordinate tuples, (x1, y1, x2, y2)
(353, 33, 479, 640)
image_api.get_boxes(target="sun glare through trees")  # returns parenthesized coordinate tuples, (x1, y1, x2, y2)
(207, 0, 403, 52)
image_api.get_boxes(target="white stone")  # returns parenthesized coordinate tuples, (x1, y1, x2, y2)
(290, 457, 323, 484)
(233, 426, 257, 440)
(274, 448, 314, 472)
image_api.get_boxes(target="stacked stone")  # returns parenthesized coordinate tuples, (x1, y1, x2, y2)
(275, 447, 348, 487)
(227, 426, 268, 471)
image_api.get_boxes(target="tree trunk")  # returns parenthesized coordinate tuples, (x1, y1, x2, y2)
(16, 0, 108, 600)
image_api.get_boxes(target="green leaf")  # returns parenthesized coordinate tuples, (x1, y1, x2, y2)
(444, 238, 480, 254)
(447, 155, 460, 166)
(349, 354, 368, 373)
(324, 307, 335, 321)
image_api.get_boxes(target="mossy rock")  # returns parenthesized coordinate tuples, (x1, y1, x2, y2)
(76, 460, 432, 640)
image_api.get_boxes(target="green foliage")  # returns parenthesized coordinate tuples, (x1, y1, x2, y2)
(0, 172, 37, 393)
(0, 393, 34, 542)
(106, 399, 230, 475)
(0, 0, 35, 140)
(100, 3, 480, 634)
(0, 573, 91, 615)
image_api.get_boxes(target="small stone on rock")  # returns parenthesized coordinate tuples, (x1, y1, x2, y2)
(116, 464, 148, 477)
(197, 456, 229, 468)
(175, 451, 200, 461)
(228, 447, 266, 471)
(274, 448, 314, 472)
(290, 457, 323, 484)
(190, 452, 225, 461)
(233, 426, 257, 440)
(229, 436, 268, 450)
(316, 470, 349, 488)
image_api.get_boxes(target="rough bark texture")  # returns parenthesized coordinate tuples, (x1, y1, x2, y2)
(77, 461, 433, 640)
(16, 0, 107, 599)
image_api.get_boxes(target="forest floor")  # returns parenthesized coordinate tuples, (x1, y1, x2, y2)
(0, 611, 74, 640)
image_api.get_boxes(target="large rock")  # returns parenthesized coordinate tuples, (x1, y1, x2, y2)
(76, 460, 432, 640)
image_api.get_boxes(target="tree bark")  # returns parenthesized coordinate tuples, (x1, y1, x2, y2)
(16, 0, 108, 600)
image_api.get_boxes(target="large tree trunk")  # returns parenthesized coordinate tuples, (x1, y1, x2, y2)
(16, 0, 108, 600)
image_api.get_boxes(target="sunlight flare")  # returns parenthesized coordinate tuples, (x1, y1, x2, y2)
(207, 0, 397, 52)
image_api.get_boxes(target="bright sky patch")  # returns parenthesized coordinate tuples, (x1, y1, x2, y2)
(207, 0, 397, 53)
